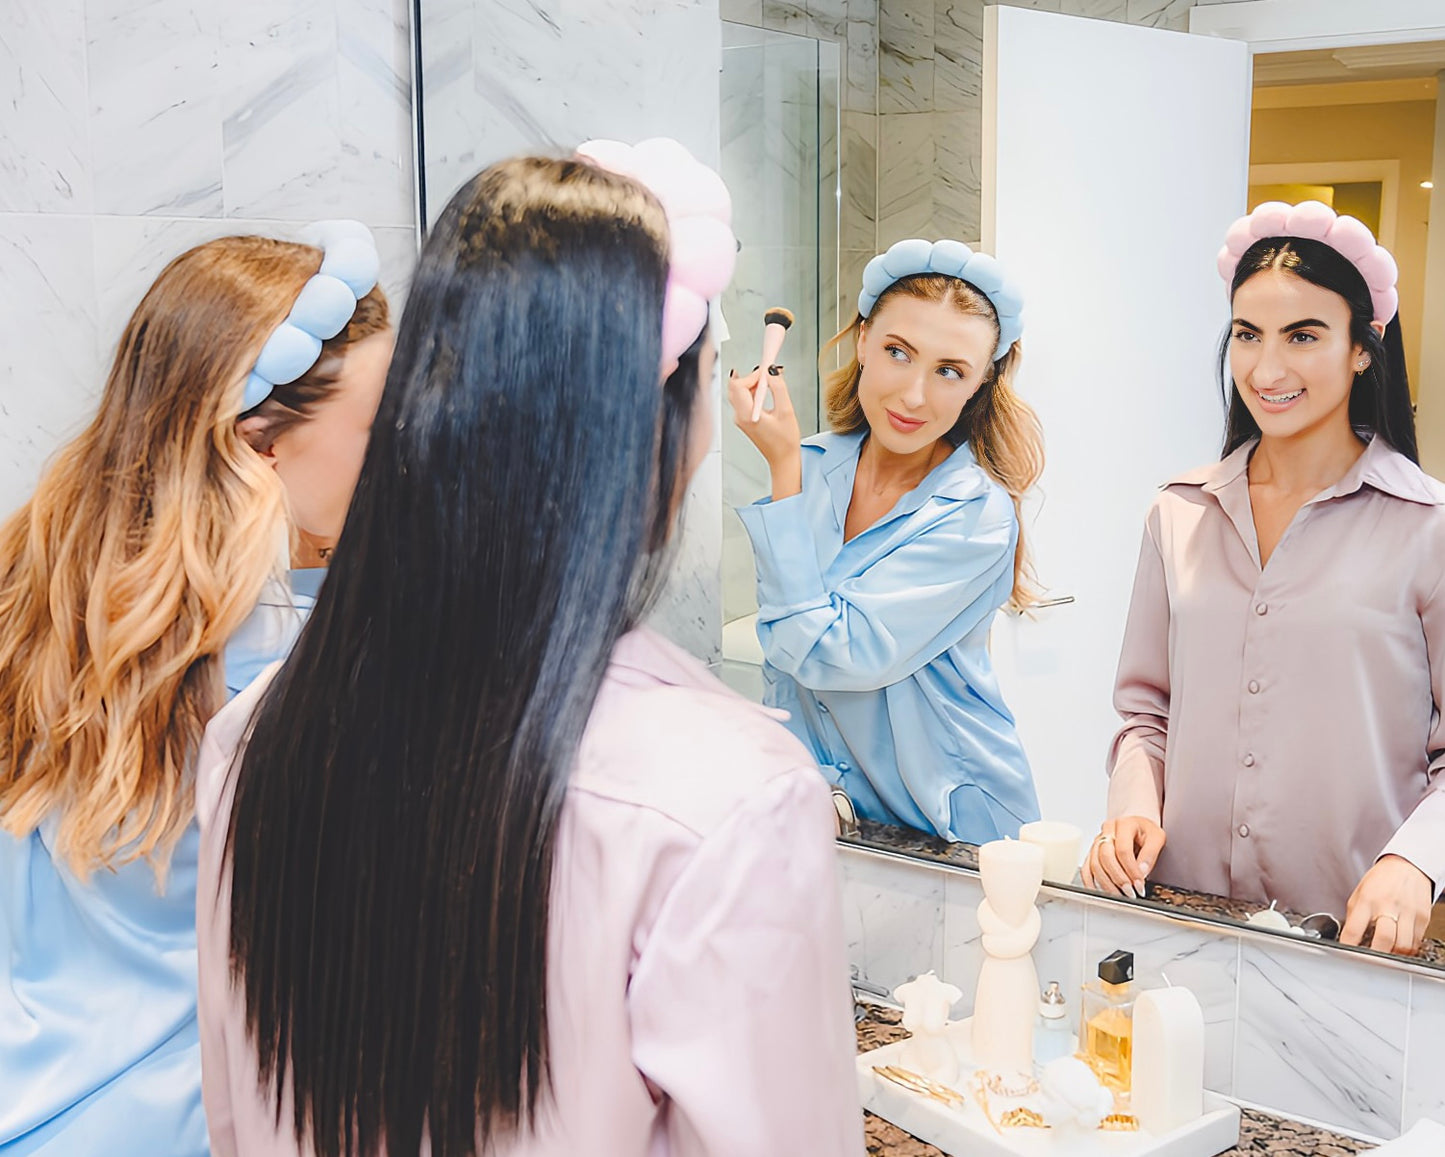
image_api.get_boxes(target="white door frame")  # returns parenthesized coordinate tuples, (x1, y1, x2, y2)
(1246, 159, 1402, 250)
(1190, 0, 1445, 54)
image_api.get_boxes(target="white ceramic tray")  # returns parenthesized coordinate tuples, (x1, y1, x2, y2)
(857, 1019, 1240, 1157)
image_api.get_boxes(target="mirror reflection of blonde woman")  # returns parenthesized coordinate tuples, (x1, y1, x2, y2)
(0, 235, 390, 1155)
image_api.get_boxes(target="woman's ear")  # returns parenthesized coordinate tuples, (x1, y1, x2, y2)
(855, 321, 867, 368)
(236, 415, 279, 464)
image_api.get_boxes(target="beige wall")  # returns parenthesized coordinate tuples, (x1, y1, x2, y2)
(1250, 98, 1436, 395)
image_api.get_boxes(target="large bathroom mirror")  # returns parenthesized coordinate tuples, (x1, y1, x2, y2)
(413, 0, 1445, 970)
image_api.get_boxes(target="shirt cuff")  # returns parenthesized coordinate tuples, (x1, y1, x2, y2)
(1106, 741, 1164, 827)
(1378, 788, 1445, 901)
(735, 494, 830, 613)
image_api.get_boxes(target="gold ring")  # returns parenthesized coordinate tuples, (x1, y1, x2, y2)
(1378, 913, 1399, 923)
(1095, 832, 1115, 844)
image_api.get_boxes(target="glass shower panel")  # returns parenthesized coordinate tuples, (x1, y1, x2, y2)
(719, 22, 841, 640)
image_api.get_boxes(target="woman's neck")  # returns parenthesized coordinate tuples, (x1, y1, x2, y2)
(857, 434, 950, 496)
(1250, 420, 1366, 496)
(292, 530, 335, 570)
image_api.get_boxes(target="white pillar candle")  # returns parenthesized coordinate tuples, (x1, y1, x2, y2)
(1019, 821, 1083, 883)
(1132, 987, 1205, 1134)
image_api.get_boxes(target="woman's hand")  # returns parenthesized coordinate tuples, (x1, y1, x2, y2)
(727, 366, 802, 500)
(1341, 854, 1433, 955)
(1080, 816, 1166, 899)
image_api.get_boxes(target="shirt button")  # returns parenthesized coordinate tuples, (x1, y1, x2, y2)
(818, 702, 829, 714)
(1248, 680, 1261, 694)
(837, 762, 851, 773)
(1238, 824, 1250, 838)
(1242, 753, 1255, 767)
(1255, 602, 1268, 615)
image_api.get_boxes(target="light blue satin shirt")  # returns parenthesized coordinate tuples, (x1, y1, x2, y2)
(0, 569, 322, 1157)
(736, 432, 1039, 844)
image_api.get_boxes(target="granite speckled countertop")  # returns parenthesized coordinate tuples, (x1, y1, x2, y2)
(842, 820, 1445, 968)
(856, 1006, 1371, 1156)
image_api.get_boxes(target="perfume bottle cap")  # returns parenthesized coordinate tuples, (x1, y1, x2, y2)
(1040, 980, 1067, 1018)
(1098, 949, 1134, 985)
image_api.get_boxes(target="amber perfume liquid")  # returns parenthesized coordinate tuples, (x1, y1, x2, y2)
(1083, 1005, 1133, 1091)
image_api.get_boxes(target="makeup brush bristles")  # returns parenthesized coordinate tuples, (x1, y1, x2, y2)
(764, 306, 794, 330)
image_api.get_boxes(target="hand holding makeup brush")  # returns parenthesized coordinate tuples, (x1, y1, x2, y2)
(751, 306, 794, 422)
(728, 364, 802, 501)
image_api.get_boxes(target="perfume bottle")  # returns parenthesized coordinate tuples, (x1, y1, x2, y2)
(1033, 980, 1073, 1066)
(1082, 949, 1135, 1092)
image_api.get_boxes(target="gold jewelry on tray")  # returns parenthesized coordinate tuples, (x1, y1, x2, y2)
(1000, 1108, 1049, 1129)
(871, 1065, 967, 1108)
(1100, 1113, 1140, 1131)
(984, 1071, 1039, 1097)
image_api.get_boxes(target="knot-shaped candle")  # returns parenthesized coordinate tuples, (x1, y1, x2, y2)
(971, 838, 1045, 1080)
(893, 971, 963, 1085)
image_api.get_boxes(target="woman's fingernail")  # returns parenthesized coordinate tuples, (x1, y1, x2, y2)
(729, 369, 738, 379)
(768, 364, 783, 376)
(1138, 861, 1151, 876)
(752, 364, 760, 372)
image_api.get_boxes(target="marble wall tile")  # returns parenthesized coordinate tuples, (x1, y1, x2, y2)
(1124, 0, 1193, 31)
(1083, 903, 1240, 1095)
(841, 112, 878, 250)
(649, 447, 723, 663)
(933, 0, 982, 113)
(0, 0, 92, 214)
(337, 0, 415, 226)
(1236, 938, 1408, 1138)
(839, 247, 872, 329)
(1404, 973, 1445, 1130)
(1058, 0, 1128, 21)
(809, 0, 849, 39)
(722, 0, 765, 22)
(220, 0, 344, 219)
(0, 214, 100, 521)
(370, 224, 421, 308)
(839, 848, 947, 993)
(879, 0, 933, 114)
(932, 109, 980, 241)
(844, 2, 879, 113)
(877, 111, 934, 245)
(86, 0, 223, 217)
(762, 0, 811, 35)
(942, 873, 1087, 1023)
(414, 0, 486, 218)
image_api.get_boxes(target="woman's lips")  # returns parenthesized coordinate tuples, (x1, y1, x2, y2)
(886, 409, 926, 433)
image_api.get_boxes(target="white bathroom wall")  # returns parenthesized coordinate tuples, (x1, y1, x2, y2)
(0, 0, 417, 523)
(842, 845, 1443, 1142)
(419, 0, 726, 662)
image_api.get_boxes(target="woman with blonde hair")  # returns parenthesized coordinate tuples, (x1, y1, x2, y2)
(729, 238, 1044, 844)
(0, 227, 391, 1156)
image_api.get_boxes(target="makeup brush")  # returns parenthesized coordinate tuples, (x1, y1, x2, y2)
(752, 306, 794, 422)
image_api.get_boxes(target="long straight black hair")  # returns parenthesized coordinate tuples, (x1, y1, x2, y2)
(225, 155, 706, 1157)
(1220, 235, 1416, 462)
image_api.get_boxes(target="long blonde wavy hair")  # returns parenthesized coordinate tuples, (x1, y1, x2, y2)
(0, 235, 372, 878)
(823, 273, 1045, 611)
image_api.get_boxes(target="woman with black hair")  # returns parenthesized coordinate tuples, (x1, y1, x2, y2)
(1086, 201, 1445, 956)
(193, 148, 862, 1157)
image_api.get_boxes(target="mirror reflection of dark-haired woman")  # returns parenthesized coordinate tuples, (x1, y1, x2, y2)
(194, 147, 864, 1157)
(1092, 202, 1444, 957)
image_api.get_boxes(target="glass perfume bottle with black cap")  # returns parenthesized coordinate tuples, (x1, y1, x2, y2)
(1082, 949, 1135, 1093)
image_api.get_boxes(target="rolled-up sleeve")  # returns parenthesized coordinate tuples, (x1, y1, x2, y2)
(736, 490, 1015, 693)
(1107, 510, 1170, 825)
(627, 768, 864, 1156)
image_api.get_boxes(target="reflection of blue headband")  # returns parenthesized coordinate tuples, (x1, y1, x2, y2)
(857, 238, 1024, 362)
(242, 220, 381, 411)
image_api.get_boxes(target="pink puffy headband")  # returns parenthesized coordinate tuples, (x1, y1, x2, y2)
(576, 137, 737, 375)
(1217, 200, 1399, 326)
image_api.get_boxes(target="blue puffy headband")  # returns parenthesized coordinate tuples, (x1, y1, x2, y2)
(857, 238, 1024, 363)
(242, 219, 382, 411)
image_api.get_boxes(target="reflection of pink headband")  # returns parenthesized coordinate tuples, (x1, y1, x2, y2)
(1217, 200, 1399, 325)
(576, 138, 737, 375)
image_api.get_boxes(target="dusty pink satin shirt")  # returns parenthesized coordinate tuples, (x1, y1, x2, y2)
(194, 628, 864, 1157)
(1108, 436, 1445, 917)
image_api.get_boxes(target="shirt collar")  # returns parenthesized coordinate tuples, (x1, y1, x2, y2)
(606, 627, 791, 720)
(806, 429, 994, 503)
(1166, 435, 1445, 507)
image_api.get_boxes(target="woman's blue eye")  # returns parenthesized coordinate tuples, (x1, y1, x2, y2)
(938, 366, 962, 380)
(886, 344, 909, 361)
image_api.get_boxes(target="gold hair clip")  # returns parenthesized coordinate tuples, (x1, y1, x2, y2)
(1100, 1113, 1140, 1132)
(872, 1065, 967, 1108)
(984, 1070, 1039, 1098)
(1000, 1108, 1049, 1129)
